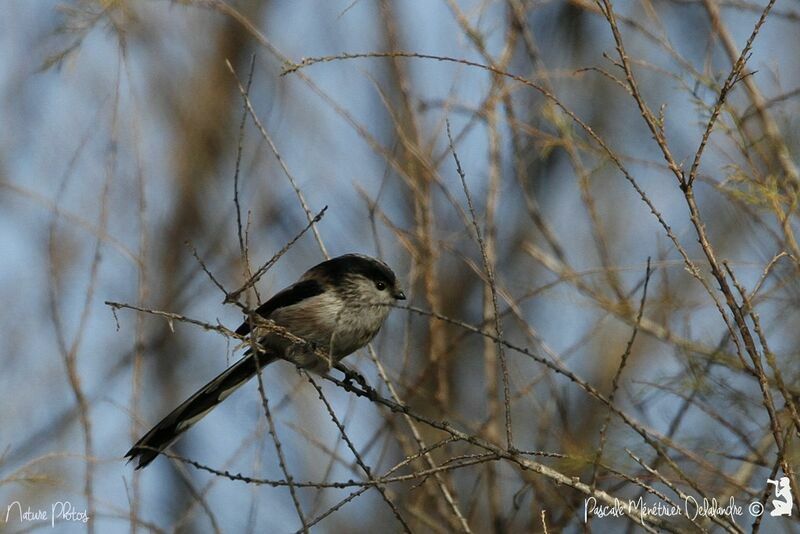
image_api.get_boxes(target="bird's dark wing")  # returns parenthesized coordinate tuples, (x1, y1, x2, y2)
(235, 279, 324, 336)
(126, 279, 325, 469)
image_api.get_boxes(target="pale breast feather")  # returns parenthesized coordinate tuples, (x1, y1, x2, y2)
(267, 291, 346, 346)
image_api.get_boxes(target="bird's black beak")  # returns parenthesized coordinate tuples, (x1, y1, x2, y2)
(394, 290, 406, 300)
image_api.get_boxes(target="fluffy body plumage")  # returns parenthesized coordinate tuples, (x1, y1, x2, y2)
(126, 254, 404, 469)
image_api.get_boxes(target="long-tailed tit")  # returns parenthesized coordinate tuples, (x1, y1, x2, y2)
(126, 253, 405, 469)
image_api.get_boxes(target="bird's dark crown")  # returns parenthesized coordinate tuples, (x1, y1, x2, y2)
(306, 254, 397, 287)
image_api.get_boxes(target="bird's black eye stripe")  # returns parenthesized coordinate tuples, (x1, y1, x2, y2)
(375, 281, 387, 290)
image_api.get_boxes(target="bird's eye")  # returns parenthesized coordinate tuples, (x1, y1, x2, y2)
(375, 281, 387, 291)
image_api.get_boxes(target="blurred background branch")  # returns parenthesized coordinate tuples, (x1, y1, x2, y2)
(1, 0, 799, 531)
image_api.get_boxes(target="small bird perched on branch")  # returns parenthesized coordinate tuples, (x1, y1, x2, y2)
(126, 253, 405, 469)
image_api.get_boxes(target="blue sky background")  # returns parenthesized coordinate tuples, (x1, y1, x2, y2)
(1, 1, 799, 532)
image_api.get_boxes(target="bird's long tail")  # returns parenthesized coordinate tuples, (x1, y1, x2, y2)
(125, 352, 274, 469)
